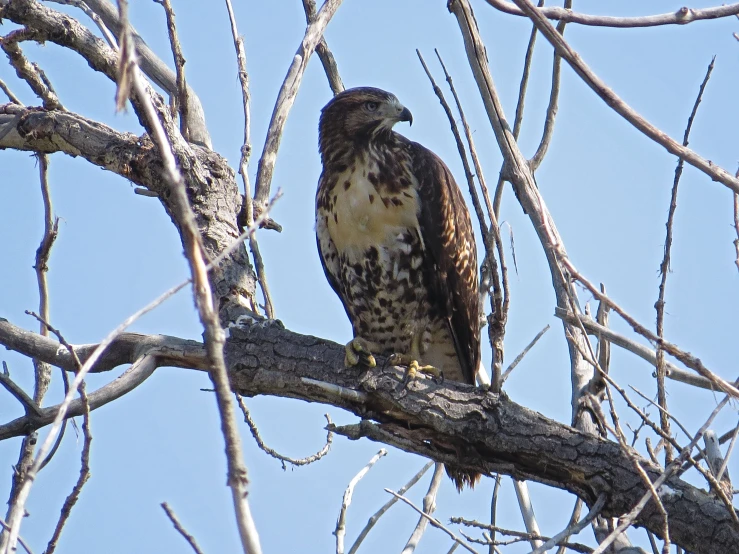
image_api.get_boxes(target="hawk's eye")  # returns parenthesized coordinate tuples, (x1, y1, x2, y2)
(365, 101, 379, 112)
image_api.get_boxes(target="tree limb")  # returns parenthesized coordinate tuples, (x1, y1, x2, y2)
(0, 316, 735, 554)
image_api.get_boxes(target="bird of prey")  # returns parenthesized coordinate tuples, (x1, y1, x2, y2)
(315, 87, 481, 488)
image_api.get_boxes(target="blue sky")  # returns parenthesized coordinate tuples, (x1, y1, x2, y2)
(1, 1, 739, 552)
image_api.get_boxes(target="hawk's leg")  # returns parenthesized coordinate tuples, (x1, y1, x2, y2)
(388, 333, 442, 384)
(388, 354, 442, 381)
(344, 337, 377, 368)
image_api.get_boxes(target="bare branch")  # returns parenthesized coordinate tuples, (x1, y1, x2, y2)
(0, 518, 33, 554)
(223, 0, 275, 319)
(347, 461, 434, 554)
(0, 77, 22, 104)
(554, 308, 716, 391)
(432, 49, 510, 389)
(335, 449, 387, 554)
(561, 262, 739, 399)
(155, 0, 189, 141)
(656, 57, 715, 465)
(528, 0, 570, 171)
(236, 396, 333, 467)
(253, 0, 344, 226)
(301, 0, 344, 95)
(509, 0, 739, 194)
(501, 324, 549, 384)
(512, 480, 542, 549)
(0, 365, 41, 417)
(80, 0, 212, 146)
(44, 379, 92, 554)
(0, 29, 63, 109)
(161, 502, 206, 554)
(484, 1, 739, 28)
(2, 315, 738, 552)
(493, 0, 543, 217)
(385, 489, 478, 554)
(401, 463, 444, 553)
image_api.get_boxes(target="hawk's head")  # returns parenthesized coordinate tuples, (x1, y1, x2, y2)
(319, 87, 412, 156)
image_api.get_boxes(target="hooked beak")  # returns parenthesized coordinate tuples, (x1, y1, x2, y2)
(398, 106, 413, 126)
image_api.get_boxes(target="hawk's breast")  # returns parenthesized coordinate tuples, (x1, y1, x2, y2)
(316, 154, 465, 381)
(326, 161, 421, 254)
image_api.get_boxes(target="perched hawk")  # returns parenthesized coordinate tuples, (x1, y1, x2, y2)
(315, 87, 481, 487)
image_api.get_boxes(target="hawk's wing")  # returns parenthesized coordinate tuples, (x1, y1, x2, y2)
(315, 177, 353, 325)
(410, 141, 480, 385)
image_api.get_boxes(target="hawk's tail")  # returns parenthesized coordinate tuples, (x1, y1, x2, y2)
(445, 464, 482, 491)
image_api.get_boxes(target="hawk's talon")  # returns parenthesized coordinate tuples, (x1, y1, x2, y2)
(344, 337, 377, 368)
(390, 355, 442, 384)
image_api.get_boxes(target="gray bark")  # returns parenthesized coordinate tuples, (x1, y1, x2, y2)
(0, 317, 736, 554)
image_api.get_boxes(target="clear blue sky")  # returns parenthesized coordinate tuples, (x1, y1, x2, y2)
(1, 1, 738, 552)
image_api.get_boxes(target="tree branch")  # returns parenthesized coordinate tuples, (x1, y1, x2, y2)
(483, 1, 739, 28)
(508, 0, 739, 195)
(0, 316, 735, 554)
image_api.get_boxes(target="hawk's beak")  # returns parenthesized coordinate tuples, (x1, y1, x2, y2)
(399, 107, 413, 126)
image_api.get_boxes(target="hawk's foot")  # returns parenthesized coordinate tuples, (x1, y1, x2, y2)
(344, 337, 377, 368)
(388, 354, 443, 384)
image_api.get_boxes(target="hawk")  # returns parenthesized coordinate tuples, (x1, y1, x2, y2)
(315, 87, 481, 488)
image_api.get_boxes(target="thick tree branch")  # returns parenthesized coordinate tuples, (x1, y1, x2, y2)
(0, 316, 736, 554)
(0, 102, 258, 323)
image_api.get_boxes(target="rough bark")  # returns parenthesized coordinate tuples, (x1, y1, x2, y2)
(0, 103, 257, 324)
(0, 317, 735, 554)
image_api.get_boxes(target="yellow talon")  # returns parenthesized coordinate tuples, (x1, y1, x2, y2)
(389, 354, 442, 383)
(344, 337, 377, 368)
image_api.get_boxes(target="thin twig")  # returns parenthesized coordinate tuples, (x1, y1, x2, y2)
(529, 0, 570, 171)
(0, 77, 22, 104)
(224, 0, 275, 318)
(483, 1, 739, 28)
(335, 449, 387, 554)
(489, 474, 501, 554)
(155, 0, 189, 141)
(236, 395, 333, 467)
(0, 366, 41, 417)
(655, 57, 715, 465)
(717, 419, 739, 482)
(161, 502, 206, 554)
(433, 49, 509, 389)
(43, 380, 91, 554)
(733, 191, 739, 274)
(530, 493, 606, 554)
(452, 518, 593, 553)
(347, 461, 434, 554)
(0, 29, 63, 110)
(508, 0, 739, 194)
(385, 490, 479, 554)
(33, 154, 58, 402)
(501, 324, 549, 383)
(492, 0, 543, 216)
(561, 261, 739, 399)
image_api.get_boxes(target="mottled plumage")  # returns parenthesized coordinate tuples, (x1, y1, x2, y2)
(316, 87, 481, 489)
(316, 86, 480, 386)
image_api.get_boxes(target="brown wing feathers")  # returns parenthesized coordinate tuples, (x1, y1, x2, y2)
(411, 143, 480, 385)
